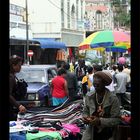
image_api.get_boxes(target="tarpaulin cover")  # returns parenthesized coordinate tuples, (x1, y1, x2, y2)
(33, 38, 66, 49)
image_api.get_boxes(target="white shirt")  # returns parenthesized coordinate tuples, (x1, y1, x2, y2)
(115, 72, 128, 93)
(102, 70, 116, 92)
(106, 81, 116, 92)
(122, 68, 131, 82)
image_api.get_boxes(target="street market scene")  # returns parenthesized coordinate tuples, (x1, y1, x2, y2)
(9, 0, 131, 140)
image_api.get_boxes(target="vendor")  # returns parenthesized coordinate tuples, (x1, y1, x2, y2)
(10, 55, 26, 121)
(82, 71, 121, 140)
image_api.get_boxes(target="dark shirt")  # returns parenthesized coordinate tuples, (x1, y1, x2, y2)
(9, 73, 20, 108)
(75, 65, 87, 81)
(65, 70, 78, 97)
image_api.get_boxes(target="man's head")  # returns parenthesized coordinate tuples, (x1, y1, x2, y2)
(93, 64, 102, 72)
(57, 68, 67, 77)
(63, 63, 70, 70)
(78, 59, 85, 67)
(124, 63, 129, 68)
(117, 64, 124, 72)
(93, 71, 112, 92)
(112, 65, 117, 71)
(10, 55, 23, 73)
(87, 66, 93, 74)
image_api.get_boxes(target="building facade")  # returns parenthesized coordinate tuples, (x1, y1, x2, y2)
(10, 0, 86, 63)
(10, 0, 41, 64)
(10, 0, 33, 39)
(84, 0, 114, 31)
(28, 0, 85, 47)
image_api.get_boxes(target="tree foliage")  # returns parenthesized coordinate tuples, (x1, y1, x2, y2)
(112, 0, 131, 28)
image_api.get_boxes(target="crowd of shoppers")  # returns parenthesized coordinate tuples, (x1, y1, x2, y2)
(52, 59, 131, 108)
(9, 56, 131, 139)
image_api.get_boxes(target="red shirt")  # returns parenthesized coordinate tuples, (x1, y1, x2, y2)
(52, 76, 67, 98)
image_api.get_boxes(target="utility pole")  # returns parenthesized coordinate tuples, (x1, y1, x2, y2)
(25, 0, 29, 64)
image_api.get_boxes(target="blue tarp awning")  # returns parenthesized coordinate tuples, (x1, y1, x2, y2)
(33, 38, 66, 49)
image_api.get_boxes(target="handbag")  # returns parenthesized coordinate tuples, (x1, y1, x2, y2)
(14, 77, 28, 101)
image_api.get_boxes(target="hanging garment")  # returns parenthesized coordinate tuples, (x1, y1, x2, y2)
(56, 50, 66, 61)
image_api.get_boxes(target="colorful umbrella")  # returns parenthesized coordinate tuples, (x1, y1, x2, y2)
(105, 45, 130, 52)
(105, 41, 130, 52)
(79, 30, 130, 50)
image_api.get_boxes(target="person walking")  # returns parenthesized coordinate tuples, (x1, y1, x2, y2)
(75, 59, 87, 81)
(63, 63, 78, 99)
(115, 64, 129, 106)
(50, 68, 69, 106)
(93, 64, 102, 73)
(82, 66, 94, 96)
(10, 55, 26, 121)
(81, 71, 120, 140)
(122, 63, 131, 83)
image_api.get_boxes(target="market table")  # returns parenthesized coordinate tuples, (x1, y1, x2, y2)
(113, 124, 131, 140)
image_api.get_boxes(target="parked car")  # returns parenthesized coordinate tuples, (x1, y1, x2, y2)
(16, 64, 57, 108)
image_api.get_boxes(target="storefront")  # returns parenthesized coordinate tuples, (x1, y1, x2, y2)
(10, 38, 41, 64)
(34, 38, 66, 65)
(61, 28, 85, 63)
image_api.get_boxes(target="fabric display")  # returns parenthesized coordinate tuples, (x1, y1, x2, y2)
(10, 96, 131, 140)
(10, 98, 84, 140)
(26, 131, 62, 140)
(10, 121, 82, 140)
(20, 98, 83, 124)
(10, 131, 26, 140)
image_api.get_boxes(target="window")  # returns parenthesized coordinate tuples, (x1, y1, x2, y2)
(18, 23, 26, 29)
(17, 69, 46, 83)
(10, 22, 17, 28)
(61, 0, 64, 28)
(71, 4, 76, 29)
(18, 23, 31, 30)
(10, 4, 24, 16)
(67, 0, 70, 28)
(96, 10, 102, 29)
(76, 0, 79, 20)
(81, 0, 83, 20)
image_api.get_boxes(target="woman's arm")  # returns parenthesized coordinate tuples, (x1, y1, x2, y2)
(50, 82, 53, 95)
(9, 94, 20, 108)
(9, 74, 26, 112)
(64, 80, 69, 97)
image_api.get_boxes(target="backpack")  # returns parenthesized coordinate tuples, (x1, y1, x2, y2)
(14, 77, 28, 101)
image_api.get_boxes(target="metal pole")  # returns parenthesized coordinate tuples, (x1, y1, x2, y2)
(24, 45, 26, 63)
(25, 0, 29, 64)
(110, 48, 112, 66)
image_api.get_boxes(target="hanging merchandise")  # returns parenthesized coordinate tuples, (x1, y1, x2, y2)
(56, 49, 67, 61)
